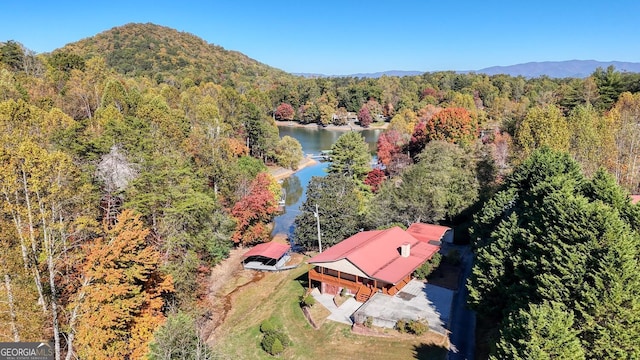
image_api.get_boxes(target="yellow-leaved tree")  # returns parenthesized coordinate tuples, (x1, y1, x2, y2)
(515, 104, 570, 161)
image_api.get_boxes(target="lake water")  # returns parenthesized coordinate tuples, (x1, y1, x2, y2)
(272, 126, 382, 238)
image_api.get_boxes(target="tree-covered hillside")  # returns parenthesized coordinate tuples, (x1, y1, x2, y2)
(60, 23, 292, 88)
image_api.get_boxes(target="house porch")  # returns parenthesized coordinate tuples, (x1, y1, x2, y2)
(308, 266, 413, 302)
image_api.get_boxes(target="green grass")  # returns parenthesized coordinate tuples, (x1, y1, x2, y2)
(212, 264, 448, 360)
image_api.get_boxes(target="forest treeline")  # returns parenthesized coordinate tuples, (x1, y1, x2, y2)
(1, 22, 640, 359)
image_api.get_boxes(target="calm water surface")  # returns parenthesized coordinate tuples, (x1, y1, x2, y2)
(272, 126, 381, 238)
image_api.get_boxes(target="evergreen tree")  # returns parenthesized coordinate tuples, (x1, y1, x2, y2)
(468, 147, 640, 359)
(492, 302, 584, 360)
(293, 174, 361, 250)
(576, 216, 640, 359)
(328, 131, 371, 181)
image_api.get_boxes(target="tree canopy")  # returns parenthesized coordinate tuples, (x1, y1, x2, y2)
(366, 141, 478, 228)
(328, 131, 371, 181)
(293, 174, 361, 251)
(468, 147, 640, 359)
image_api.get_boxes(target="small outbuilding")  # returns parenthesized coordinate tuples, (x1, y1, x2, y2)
(242, 241, 292, 271)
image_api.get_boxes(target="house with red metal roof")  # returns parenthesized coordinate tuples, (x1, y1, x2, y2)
(307, 224, 451, 302)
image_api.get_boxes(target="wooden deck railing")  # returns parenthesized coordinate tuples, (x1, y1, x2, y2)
(308, 268, 360, 292)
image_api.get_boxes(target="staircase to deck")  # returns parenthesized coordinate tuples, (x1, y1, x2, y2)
(355, 285, 373, 302)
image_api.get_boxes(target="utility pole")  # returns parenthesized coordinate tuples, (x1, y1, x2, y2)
(314, 203, 322, 253)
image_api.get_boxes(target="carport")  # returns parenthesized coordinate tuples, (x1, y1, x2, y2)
(242, 242, 293, 271)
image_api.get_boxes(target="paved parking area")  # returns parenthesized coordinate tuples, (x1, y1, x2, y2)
(353, 280, 452, 334)
(312, 280, 453, 334)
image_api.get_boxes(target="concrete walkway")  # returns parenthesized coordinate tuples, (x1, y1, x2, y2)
(310, 288, 363, 325)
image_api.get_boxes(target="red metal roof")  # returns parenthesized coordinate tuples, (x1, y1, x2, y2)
(242, 241, 290, 260)
(406, 223, 451, 243)
(631, 195, 640, 204)
(308, 226, 441, 284)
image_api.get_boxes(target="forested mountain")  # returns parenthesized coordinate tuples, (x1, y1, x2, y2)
(59, 23, 292, 87)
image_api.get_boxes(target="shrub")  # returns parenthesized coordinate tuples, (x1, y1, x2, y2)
(259, 317, 291, 355)
(396, 319, 407, 333)
(300, 294, 315, 307)
(262, 332, 289, 355)
(395, 319, 429, 335)
(406, 319, 428, 335)
(364, 316, 373, 328)
(270, 338, 284, 355)
(260, 319, 275, 334)
(261, 333, 277, 353)
(414, 253, 442, 279)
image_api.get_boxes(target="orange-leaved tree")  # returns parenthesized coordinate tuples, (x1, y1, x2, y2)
(74, 210, 173, 360)
(408, 107, 478, 156)
(231, 172, 279, 246)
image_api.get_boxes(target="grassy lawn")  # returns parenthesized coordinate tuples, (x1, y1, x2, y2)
(212, 264, 448, 360)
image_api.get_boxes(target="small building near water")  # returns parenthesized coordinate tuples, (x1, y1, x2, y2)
(242, 241, 292, 271)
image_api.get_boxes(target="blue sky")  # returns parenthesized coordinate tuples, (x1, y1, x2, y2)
(1, 1, 639, 75)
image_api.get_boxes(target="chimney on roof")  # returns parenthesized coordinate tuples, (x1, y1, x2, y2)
(400, 242, 411, 258)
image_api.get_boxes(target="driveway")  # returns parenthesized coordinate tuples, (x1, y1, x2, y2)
(312, 279, 454, 335)
(353, 280, 453, 335)
(447, 245, 476, 360)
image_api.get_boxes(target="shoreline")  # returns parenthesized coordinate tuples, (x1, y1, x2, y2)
(268, 155, 319, 181)
(275, 120, 388, 131)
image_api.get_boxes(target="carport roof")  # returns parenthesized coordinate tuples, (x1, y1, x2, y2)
(242, 241, 290, 260)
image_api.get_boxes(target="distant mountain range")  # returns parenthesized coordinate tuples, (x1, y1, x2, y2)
(296, 60, 640, 79)
(476, 60, 640, 78)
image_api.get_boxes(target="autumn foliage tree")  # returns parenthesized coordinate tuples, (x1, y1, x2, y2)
(376, 129, 405, 167)
(364, 168, 386, 192)
(231, 172, 280, 245)
(408, 107, 478, 156)
(274, 135, 303, 170)
(274, 102, 295, 121)
(357, 104, 372, 127)
(74, 210, 173, 360)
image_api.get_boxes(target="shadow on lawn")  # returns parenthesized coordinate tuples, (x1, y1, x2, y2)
(294, 272, 309, 288)
(413, 343, 448, 360)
